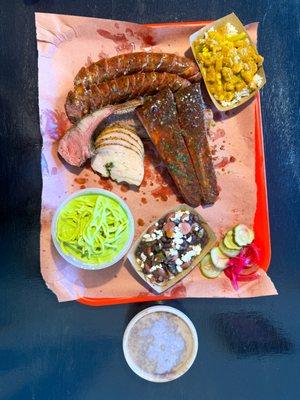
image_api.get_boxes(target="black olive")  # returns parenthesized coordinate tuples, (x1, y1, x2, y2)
(154, 252, 165, 263)
(181, 241, 189, 251)
(153, 243, 162, 253)
(189, 234, 198, 245)
(167, 264, 178, 275)
(143, 264, 151, 274)
(135, 246, 144, 258)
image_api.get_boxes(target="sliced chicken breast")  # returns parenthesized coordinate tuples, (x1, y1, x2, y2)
(91, 145, 144, 186)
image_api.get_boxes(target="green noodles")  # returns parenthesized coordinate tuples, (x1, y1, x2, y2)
(56, 194, 130, 264)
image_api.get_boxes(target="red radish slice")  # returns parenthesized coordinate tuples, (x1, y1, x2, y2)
(179, 222, 191, 235)
(163, 221, 175, 232)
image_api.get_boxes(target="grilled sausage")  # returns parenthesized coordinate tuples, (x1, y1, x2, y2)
(75, 52, 201, 88)
(175, 83, 219, 205)
(137, 89, 202, 207)
(65, 72, 191, 123)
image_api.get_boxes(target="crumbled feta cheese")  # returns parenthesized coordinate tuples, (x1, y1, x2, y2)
(136, 258, 142, 265)
(169, 248, 178, 256)
(174, 226, 183, 238)
(187, 237, 192, 243)
(150, 264, 162, 273)
(154, 229, 163, 239)
(140, 253, 147, 262)
(253, 73, 263, 87)
(221, 88, 250, 107)
(181, 212, 190, 221)
(175, 259, 183, 266)
(173, 237, 184, 247)
(149, 252, 154, 256)
(226, 22, 238, 35)
(155, 222, 159, 227)
(204, 26, 215, 39)
(194, 226, 199, 231)
(181, 251, 195, 263)
(192, 245, 202, 255)
(176, 265, 183, 273)
(142, 233, 157, 242)
(171, 210, 186, 222)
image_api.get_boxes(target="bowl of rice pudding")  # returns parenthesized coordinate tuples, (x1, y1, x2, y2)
(123, 306, 198, 382)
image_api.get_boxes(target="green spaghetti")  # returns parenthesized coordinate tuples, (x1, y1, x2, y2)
(56, 194, 130, 265)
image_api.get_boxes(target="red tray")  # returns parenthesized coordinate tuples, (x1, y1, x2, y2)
(78, 21, 271, 307)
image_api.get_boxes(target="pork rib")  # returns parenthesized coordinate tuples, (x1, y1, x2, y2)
(137, 89, 202, 207)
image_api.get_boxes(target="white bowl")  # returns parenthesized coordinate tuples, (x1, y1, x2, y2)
(51, 188, 135, 270)
(123, 306, 198, 382)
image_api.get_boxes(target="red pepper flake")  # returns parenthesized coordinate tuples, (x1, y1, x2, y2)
(120, 183, 129, 192)
(80, 185, 86, 189)
(230, 156, 236, 163)
(137, 218, 145, 226)
(75, 178, 87, 185)
(141, 197, 147, 204)
(98, 178, 113, 191)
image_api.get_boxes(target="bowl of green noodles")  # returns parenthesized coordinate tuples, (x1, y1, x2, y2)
(51, 189, 135, 270)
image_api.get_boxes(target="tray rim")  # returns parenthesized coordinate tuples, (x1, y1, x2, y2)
(78, 19, 271, 307)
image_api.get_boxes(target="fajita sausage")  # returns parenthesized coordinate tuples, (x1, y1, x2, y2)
(137, 89, 202, 207)
(65, 72, 191, 123)
(74, 52, 201, 88)
(175, 83, 219, 205)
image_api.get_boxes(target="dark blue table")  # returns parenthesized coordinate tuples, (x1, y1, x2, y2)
(1, 1, 299, 399)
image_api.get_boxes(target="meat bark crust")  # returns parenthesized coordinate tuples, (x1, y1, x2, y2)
(137, 89, 202, 207)
(175, 83, 219, 205)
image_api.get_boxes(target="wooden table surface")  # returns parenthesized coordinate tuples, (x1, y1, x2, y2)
(0, 1, 299, 399)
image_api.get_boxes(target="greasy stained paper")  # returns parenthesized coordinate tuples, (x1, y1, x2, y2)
(36, 13, 277, 301)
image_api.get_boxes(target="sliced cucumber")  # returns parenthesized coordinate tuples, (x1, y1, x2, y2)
(223, 230, 242, 250)
(200, 254, 221, 279)
(234, 224, 254, 246)
(219, 240, 241, 258)
(210, 247, 229, 270)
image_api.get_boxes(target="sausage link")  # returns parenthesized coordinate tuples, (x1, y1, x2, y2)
(65, 72, 191, 123)
(74, 52, 201, 87)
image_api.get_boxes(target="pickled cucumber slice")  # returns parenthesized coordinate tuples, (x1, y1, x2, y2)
(210, 247, 229, 270)
(200, 254, 221, 278)
(219, 240, 241, 258)
(234, 224, 254, 246)
(224, 230, 242, 250)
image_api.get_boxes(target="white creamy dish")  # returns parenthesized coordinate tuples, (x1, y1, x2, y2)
(123, 307, 198, 382)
